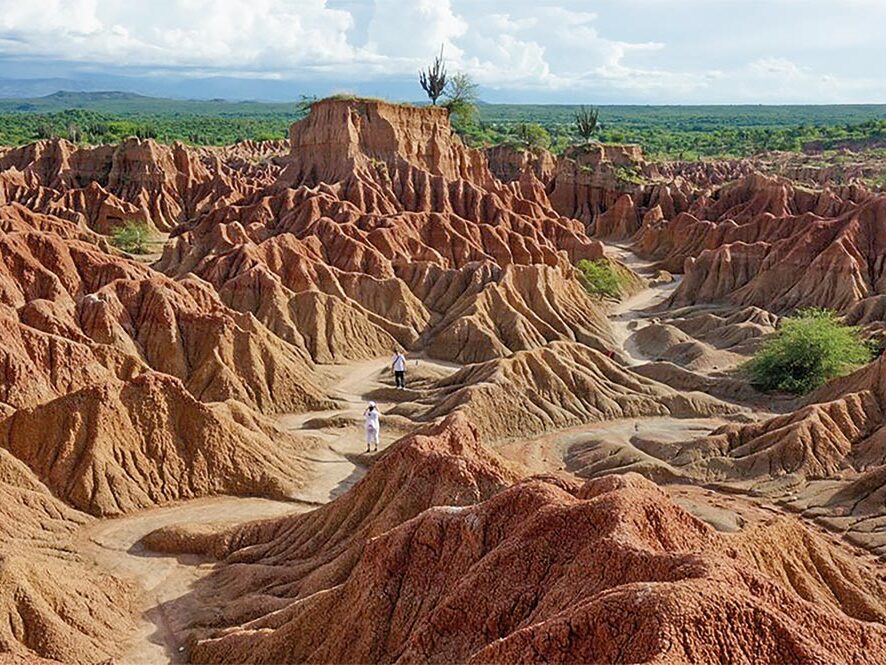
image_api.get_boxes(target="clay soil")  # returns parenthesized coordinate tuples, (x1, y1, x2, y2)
(72, 243, 881, 662)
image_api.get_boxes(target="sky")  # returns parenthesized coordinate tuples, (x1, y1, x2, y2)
(0, 0, 883, 103)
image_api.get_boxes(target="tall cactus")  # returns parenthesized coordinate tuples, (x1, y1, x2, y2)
(419, 46, 447, 105)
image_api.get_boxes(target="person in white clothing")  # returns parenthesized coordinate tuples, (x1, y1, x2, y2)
(364, 401, 380, 453)
(392, 351, 407, 389)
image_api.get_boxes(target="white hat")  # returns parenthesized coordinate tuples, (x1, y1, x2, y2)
(368, 401, 376, 408)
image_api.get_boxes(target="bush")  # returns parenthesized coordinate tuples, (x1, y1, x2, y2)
(576, 259, 628, 299)
(746, 308, 872, 395)
(507, 123, 551, 151)
(110, 221, 152, 254)
(443, 72, 479, 133)
(613, 163, 646, 185)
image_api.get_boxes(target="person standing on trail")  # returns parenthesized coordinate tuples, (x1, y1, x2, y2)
(364, 401, 380, 453)
(392, 350, 407, 389)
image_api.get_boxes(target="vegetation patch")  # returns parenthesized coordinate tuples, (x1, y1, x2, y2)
(503, 123, 551, 152)
(1, 93, 885, 160)
(576, 259, 631, 300)
(110, 221, 153, 255)
(746, 308, 872, 395)
(613, 163, 646, 185)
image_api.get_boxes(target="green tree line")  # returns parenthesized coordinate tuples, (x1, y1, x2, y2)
(1, 105, 884, 160)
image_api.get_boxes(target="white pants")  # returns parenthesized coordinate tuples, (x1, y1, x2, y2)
(366, 426, 379, 446)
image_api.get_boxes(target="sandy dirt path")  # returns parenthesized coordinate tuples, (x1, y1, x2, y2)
(605, 243, 682, 366)
(79, 354, 452, 664)
(79, 497, 303, 664)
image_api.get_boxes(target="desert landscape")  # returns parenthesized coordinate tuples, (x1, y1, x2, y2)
(0, 92, 884, 664)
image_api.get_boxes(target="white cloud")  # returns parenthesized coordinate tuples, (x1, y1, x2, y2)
(445, 5, 705, 95)
(0, 0, 883, 102)
(733, 57, 882, 104)
(366, 0, 466, 60)
(0, 0, 359, 70)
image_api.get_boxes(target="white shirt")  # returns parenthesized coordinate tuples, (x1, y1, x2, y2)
(364, 408, 380, 432)
(392, 353, 407, 372)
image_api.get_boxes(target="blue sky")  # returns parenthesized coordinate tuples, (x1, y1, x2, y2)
(0, 0, 883, 103)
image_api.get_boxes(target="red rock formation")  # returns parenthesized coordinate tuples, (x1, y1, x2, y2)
(152, 100, 613, 361)
(401, 259, 613, 363)
(0, 209, 330, 413)
(132, 415, 886, 664)
(3, 103, 617, 373)
(660, 353, 886, 555)
(0, 170, 340, 520)
(0, 372, 316, 516)
(82, 275, 330, 413)
(546, 144, 646, 226)
(0, 448, 135, 661)
(810, 349, 886, 406)
(283, 99, 493, 187)
(177, 467, 886, 664)
(485, 145, 555, 185)
(0, 137, 277, 233)
(0, 656, 65, 664)
(642, 158, 759, 192)
(485, 143, 751, 241)
(594, 192, 640, 238)
(164, 143, 600, 279)
(7, 100, 886, 664)
(686, 391, 881, 480)
(144, 414, 518, 603)
(628, 174, 886, 312)
(414, 342, 739, 441)
(628, 323, 744, 372)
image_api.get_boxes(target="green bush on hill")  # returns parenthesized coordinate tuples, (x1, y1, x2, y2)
(746, 308, 872, 395)
(613, 163, 646, 185)
(576, 259, 629, 299)
(110, 221, 152, 254)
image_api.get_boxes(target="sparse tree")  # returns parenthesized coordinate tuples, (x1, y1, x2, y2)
(67, 123, 81, 143)
(574, 105, 600, 143)
(419, 46, 447, 105)
(443, 72, 479, 129)
(295, 94, 318, 116)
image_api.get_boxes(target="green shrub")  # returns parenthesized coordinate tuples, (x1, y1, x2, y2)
(506, 123, 551, 151)
(613, 163, 646, 185)
(110, 221, 152, 254)
(746, 308, 872, 395)
(444, 72, 480, 133)
(576, 259, 628, 299)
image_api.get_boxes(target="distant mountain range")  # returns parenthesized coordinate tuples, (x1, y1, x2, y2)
(0, 90, 302, 116)
(0, 76, 425, 104)
(0, 78, 99, 98)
